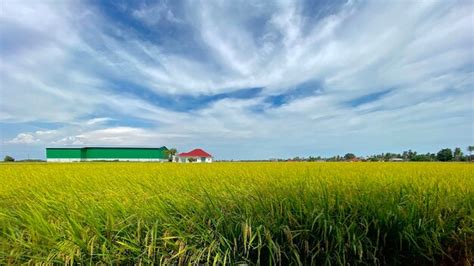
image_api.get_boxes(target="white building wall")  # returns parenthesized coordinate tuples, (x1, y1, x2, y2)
(176, 156, 213, 163)
(47, 158, 81, 162)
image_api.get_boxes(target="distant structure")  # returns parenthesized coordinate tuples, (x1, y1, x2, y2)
(46, 147, 168, 162)
(389, 158, 404, 162)
(176, 148, 213, 163)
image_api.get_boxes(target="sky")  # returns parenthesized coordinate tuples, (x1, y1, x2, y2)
(0, 0, 473, 160)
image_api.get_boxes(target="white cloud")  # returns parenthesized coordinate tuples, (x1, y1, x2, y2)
(85, 117, 113, 126)
(7, 133, 39, 144)
(1, 0, 473, 159)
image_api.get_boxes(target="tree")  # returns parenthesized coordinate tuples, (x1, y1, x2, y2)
(402, 150, 416, 160)
(436, 148, 453, 162)
(411, 153, 433, 161)
(402, 151, 408, 160)
(468, 146, 474, 161)
(453, 147, 463, 161)
(168, 148, 177, 156)
(344, 153, 356, 160)
(164, 148, 178, 162)
(4, 155, 15, 162)
(292, 156, 301, 161)
(383, 152, 399, 161)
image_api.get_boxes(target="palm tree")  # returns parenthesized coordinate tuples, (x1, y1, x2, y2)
(165, 148, 178, 162)
(468, 146, 474, 162)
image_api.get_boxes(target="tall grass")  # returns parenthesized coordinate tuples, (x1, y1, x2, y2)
(1, 162, 473, 264)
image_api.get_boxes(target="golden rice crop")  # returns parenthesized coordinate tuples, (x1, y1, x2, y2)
(1, 162, 473, 264)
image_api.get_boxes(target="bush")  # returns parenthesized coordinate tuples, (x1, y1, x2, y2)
(4, 155, 15, 162)
(344, 153, 356, 160)
(437, 149, 453, 161)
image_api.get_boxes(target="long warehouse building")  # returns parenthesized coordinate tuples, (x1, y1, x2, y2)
(46, 147, 169, 162)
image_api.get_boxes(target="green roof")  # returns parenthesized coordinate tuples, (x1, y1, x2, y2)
(46, 147, 168, 159)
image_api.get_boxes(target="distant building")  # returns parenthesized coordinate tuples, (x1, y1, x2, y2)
(389, 158, 404, 162)
(46, 147, 168, 162)
(176, 149, 213, 163)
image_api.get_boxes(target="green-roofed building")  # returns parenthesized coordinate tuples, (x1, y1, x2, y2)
(46, 147, 169, 162)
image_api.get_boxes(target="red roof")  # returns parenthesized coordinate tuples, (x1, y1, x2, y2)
(178, 148, 212, 157)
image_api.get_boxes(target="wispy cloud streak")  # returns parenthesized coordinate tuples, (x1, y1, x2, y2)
(1, 0, 473, 159)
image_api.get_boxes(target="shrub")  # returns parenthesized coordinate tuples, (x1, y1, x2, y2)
(3, 155, 15, 162)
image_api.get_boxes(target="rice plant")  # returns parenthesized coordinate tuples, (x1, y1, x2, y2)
(1, 162, 473, 264)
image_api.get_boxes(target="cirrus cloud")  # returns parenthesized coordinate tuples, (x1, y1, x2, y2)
(1, 0, 473, 160)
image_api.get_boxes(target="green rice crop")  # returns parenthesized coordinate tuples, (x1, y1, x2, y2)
(1, 162, 473, 264)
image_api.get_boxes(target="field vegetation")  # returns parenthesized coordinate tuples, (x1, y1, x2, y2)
(1, 162, 473, 264)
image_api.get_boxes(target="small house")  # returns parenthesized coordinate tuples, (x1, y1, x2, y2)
(176, 149, 213, 163)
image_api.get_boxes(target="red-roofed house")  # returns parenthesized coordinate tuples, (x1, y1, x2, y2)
(176, 148, 213, 163)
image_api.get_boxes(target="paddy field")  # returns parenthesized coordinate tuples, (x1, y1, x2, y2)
(1, 162, 473, 264)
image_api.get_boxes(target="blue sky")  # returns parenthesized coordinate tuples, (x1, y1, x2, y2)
(0, 0, 473, 160)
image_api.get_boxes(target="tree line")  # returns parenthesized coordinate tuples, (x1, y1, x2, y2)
(364, 146, 471, 162)
(3, 146, 474, 162)
(271, 146, 474, 162)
